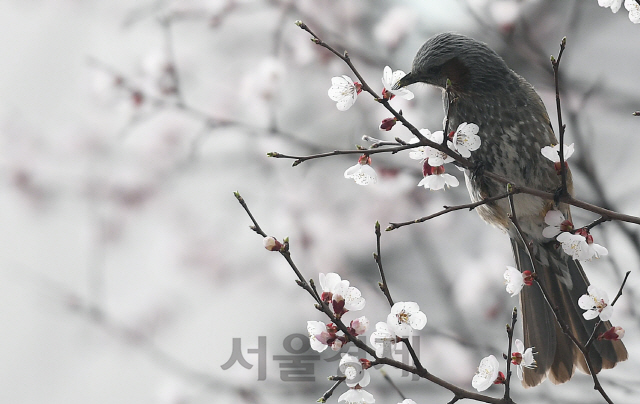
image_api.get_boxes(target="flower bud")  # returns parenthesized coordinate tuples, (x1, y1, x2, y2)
(598, 326, 625, 341)
(263, 236, 283, 251)
(379, 117, 397, 131)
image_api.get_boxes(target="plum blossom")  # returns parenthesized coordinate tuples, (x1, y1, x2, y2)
(344, 155, 378, 186)
(418, 163, 459, 190)
(504, 266, 533, 296)
(387, 302, 427, 337)
(338, 388, 375, 404)
(625, 0, 640, 23)
(598, 0, 623, 13)
(328, 75, 362, 111)
(307, 321, 339, 352)
(472, 355, 501, 392)
(557, 230, 608, 261)
(542, 209, 573, 238)
(370, 321, 397, 357)
(511, 339, 537, 381)
(382, 66, 414, 100)
(424, 130, 455, 167)
(578, 285, 613, 321)
(541, 143, 575, 174)
(452, 122, 481, 158)
(319, 272, 366, 317)
(349, 316, 370, 336)
(339, 354, 371, 387)
(599, 326, 625, 341)
(398, 400, 417, 404)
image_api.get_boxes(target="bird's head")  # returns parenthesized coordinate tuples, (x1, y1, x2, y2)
(394, 33, 510, 94)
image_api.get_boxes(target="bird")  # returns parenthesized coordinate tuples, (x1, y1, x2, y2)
(394, 33, 627, 387)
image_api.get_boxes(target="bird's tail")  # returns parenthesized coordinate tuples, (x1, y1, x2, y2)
(511, 237, 627, 387)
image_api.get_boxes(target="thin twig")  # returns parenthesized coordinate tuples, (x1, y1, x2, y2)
(374, 222, 394, 307)
(387, 190, 517, 231)
(379, 369, 406, 401)
(503, 308, 518, 403)
(318, 377, 345, 403)
(551, 37, 568, 199)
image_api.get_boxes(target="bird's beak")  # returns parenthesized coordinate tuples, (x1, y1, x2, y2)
(393, 71, 416, 90)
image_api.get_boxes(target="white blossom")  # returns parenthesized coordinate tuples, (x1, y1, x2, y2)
(328, 75, 361, 111)
(382, 66, 414, 100)
(504, 266, 525, 296)
(338, 388, 375, 404)
(511, 339, 537, 381)
(599, 0, 623, 13)
(344, 156, 378, 186)
(542, 209, 571, 238)
(307, 320, 331, 353)
(541, 143, 574, 163)
(423, 130, 454, 167)
(370, 321, 397, 357)
(557, 232, 608, 261)
(452, 122, 481, 158)
(578, 285, 613, 321)
(472, 355, 500, 392)
(339, 354, 370, 387)
(625, 0, 640, 22)
(386, 301, 427, 337)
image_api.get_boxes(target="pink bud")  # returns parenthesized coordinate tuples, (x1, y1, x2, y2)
(494, 371, 506, 385)
(522, 270, 534, 286)
(598, 326, 625, 341)
(379, 117, 397, 131)
(357, 154, 372, 166)
(511, 352, 523, 365)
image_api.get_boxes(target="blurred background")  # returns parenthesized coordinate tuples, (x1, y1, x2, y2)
(1, 0, 639, 403)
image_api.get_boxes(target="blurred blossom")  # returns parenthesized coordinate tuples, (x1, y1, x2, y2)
(489, 0, 522, 27)
(373, 7, 416, 49)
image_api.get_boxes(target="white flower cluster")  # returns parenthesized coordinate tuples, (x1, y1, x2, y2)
(598, 0, 640, 23)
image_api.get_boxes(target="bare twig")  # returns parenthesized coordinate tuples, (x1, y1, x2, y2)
(387, 190, 517, 231)
(374, 221, 394, 307)
(503, 308, 518, 403)
(551, 37, 568, 199)
(379, 369, 406, 401)
(318, 377, 345, 403)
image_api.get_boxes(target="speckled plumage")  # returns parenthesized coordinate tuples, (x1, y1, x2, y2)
(397, 33, 627, 387)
